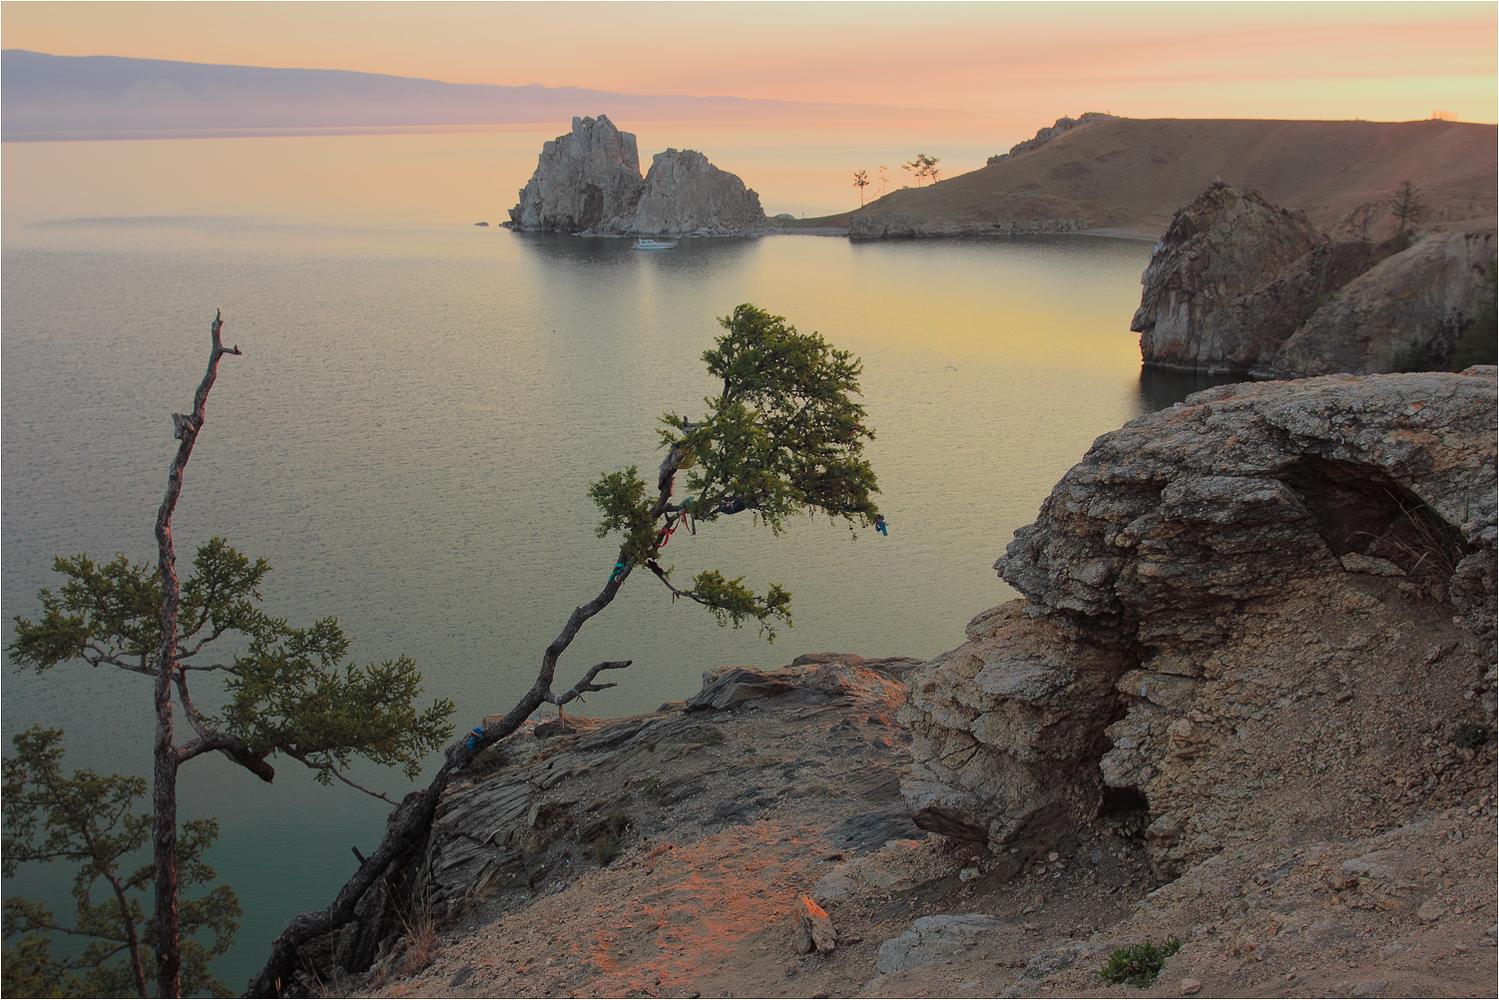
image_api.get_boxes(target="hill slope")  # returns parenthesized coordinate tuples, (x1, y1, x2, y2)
(850, 117, 1497, 238)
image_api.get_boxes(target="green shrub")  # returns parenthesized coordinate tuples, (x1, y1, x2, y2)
(1099, 937, 1181, 988)
(688, 727, 725, 746)
(594, 834, 621, 866)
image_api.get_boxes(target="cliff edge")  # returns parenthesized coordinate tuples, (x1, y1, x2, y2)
(298, 373, 1495, 1000)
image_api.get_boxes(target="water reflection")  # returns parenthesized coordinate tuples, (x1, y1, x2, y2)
(1137, 365, 1250, 412)
(508, 229, 762, 273)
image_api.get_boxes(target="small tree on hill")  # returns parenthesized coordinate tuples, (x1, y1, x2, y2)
(902, 155, 925, 187)
(902, 154, 940, 188)
(251, 303, 884, 994)
(853, 169, 870, 206)
(878, 165, 890, 196)
(1389, 180, 1427, 237)
(7, 314, 455, 997)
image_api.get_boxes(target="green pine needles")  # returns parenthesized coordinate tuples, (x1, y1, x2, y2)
(588, 303, 881, 641)
(2, 728, 238, 997)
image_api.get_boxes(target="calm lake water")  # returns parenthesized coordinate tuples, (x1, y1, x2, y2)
(0, 129, 1211, 989)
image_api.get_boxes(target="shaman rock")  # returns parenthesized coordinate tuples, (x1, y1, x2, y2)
(632, 148, 764, 235)
(508, 115, 645, 233)
(507, 116, 765, 235)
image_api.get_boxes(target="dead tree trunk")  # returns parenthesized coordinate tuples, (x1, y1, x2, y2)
(153, 312, 239, 998)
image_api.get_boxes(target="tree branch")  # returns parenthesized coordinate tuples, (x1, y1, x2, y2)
(541, 660, 632, 707)
(280, 750, 398, 805)
(176, 732, 275, 783)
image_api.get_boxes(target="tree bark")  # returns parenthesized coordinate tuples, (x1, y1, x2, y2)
(153, 312, 239, 998)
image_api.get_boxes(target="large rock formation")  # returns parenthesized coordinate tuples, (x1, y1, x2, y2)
(507, 114, 645, 232)
(901, 369, 1497, 876)
(1133, 181, 1496, 375)
(630, 148, 765, 234)
(507, 115, 765, 236)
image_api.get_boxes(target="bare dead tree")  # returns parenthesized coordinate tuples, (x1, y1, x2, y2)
(153, 311, 241, 997)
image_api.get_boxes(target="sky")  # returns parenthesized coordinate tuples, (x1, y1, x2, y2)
(3, 1, 1496, 128)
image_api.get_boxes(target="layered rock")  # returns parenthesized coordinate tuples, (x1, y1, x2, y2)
(1133, 180, 1496, 375)
(507, 115, 765, 235)
(508, 114, 644, 232)
(901, 369, 1497, 875)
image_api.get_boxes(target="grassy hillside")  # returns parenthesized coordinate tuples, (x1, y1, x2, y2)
(848, 117, 1497, 238)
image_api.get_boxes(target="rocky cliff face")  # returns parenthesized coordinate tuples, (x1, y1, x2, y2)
(1131, 182, 1330, 372)
(848, 215, 1088, 239)
(1133, 181, 1496, 375)
(901, 369, 1497, 877)
(508, 115, 644, 232)
(631, 148, 764, 235)
(507, 115, 765, 235)
(1260, 230, 1497, 378)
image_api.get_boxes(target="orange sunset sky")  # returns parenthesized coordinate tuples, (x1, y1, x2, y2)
(3, 1, 1496, 131)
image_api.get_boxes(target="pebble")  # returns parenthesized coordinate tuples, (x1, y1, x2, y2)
(1179, 978, 1202, 995)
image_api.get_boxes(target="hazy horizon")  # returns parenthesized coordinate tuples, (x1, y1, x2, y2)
(3, 2, 1494, 139)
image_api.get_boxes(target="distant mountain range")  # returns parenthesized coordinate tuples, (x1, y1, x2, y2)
(1, 49, 971, 140)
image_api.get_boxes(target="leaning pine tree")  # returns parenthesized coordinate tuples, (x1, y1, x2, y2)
(251, 302, 883, 995)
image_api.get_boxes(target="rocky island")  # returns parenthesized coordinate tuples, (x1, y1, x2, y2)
(505, 115, 766, 237)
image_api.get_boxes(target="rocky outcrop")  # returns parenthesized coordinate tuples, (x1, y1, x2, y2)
(630, 148, 765, 235)
(1003, 112, 1117, 160)
(1131, 182, 1331, 372)
(1134, 180, 1496, 375)
(507, 115, 765, 236)
(1259, 230, 1497, 377)
(901, 369, 1497, 877)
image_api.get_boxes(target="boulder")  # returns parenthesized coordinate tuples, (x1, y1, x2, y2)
(875, 914, 1007, 973)
(507, 116, 765, 235)
(901, 370, 1497, 871)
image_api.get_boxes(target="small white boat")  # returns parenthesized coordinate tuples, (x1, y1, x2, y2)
(632, 238, 677, 250)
